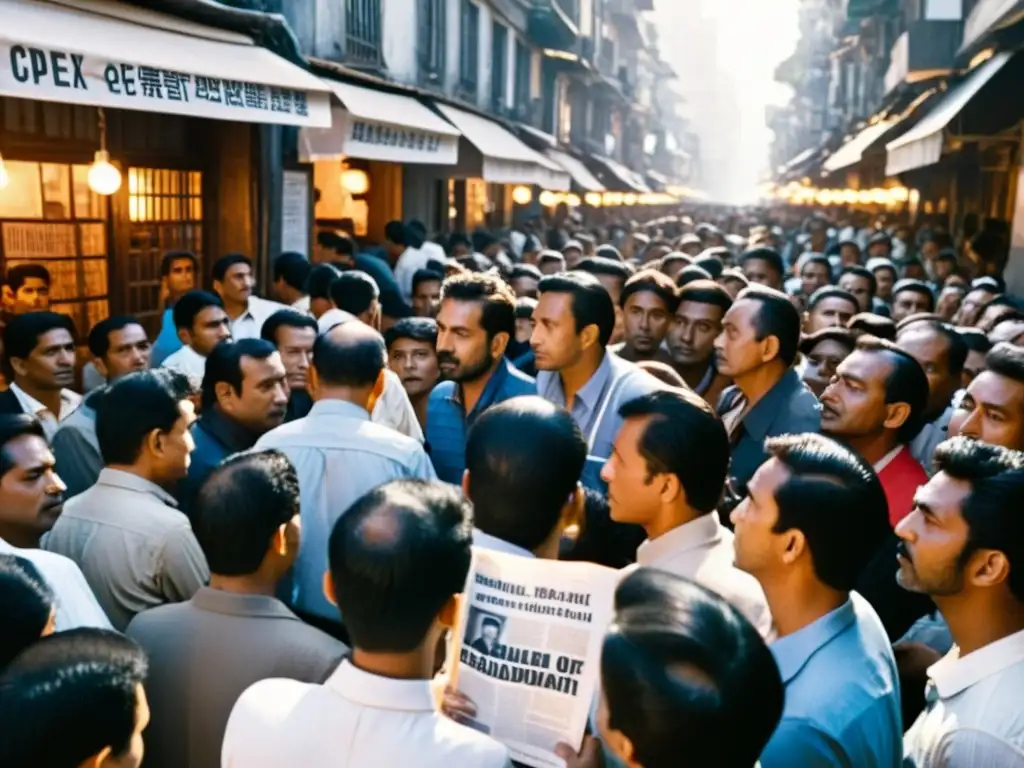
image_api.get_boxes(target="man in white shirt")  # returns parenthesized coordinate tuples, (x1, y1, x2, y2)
(0, 414, 110, 630)
(898, 437, 1024, 767)
(222, 478, 512, 768)
(255, 322, 436, 626)
(601, 389, 774, 639)
(385, 220, 430, 303)
(160, 290, 231, 389)
(0, 312, 82, 440)
(211, 253, 289, 340)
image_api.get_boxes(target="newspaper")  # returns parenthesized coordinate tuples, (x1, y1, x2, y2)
(448, 547, 619, 768)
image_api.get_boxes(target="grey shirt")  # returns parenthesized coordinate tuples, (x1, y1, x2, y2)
(126, 587, 347, 768)
(52, 398, 102, 499)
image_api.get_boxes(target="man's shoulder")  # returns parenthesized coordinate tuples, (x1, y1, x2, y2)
(430, 714, 512, 763)
(612, 356, 669, 397)
(228, 676, 321, 729)
(260, 410, 425, 455)
(428, 381, 458, 406)
(500, 363, 536, 395)
(125, 599, 194, 636)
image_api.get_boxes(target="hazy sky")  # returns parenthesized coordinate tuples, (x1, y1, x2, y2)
(654, 0, 800, 203)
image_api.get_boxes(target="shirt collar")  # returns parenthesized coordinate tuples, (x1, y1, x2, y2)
(96, 467, 179, 507)
(310, 399, 371, 420)
(324, 659, 435, 713)
(190, 586, 301, 621)
(928, 628, 1024, 699)
(771, 598, 856, 684)
(573, 352, 613, 414)
(743, 369, 805, 441)
(199, 408, 261, 453)
(473, 528, 535, 558)
(9, 382, 77, 419)
(636, 513, 724, 567)
(873, 445, 904, 474)
(450, 359, 514, 417)
(317, 308, 357, 335)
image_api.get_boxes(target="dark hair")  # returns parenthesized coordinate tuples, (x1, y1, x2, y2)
(0, 628, 148, 766)
(538, 272, 617, 347)
(986, 342, 1024, 384)
(675, 265, 712, 288)
(848, 312, 896, 341)
(273, 252, 311, 292)
(2, 311, 75, 362)
(384, 220, 409, 247)
(306, 263, 342, 301)
(260, 309, 318, 346)
(603, 569, 784, 768)
(87, 316, 144, 359)
(515, 297, 537, 319)
(440, 272, 516, 341)
(212, 253, 252, 283)
(900, 319, 968, 377)
(575, 256, 634, 281)
(172, 290, 223, 332)
(800, 254, 832, 278)
(6, 263, 51, 291)
(384, 317, 438, 349)
(538, 250, 566, 268)
(328, 479, 473, 651)
(510, 264, 542, 282)
(958, 327, 992, 354)
(0, 415, 47, 478)
(194, 449, 300, 576)
(201, 338, 279, 411)
(720, 268, 750, 288)
(765, 433, 891, 591)
(855, 336, 930, 443)
(807, 286, 859, 314)
(412, 269, 444, 295)
(160, 250, 198, 278)
(892, 279, 935, 311)
(840, 265, 877, 296)
(933, 437, 1024, 601)
(972, 275, 1003, 293)
(595, 244, 624, 261)
(312, 326, 386, 388)
(330, 271, 380, 317)
(0, 555, 54, 669)
(693, 256, 725, 279)
(466, 397, 587, 552)
(736, 286, 801, 367)
(799, 327, 856, 357)
(619, 269, 679, 312)
(658, 252, 692, 271)
(740, 247, 785, 278)
(676, 280, 733, 313)
(619, 390, 730, 513)
(96, 370, 187, 466)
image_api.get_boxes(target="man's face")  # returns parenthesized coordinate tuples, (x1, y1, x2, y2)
(539, 257, 565, 275)
(839, 244, 861, 267)
(921, 240, 940, 264)
(807, 296, 857, 333)
(898, 327, 955, 419)
(742, 258, 780, 289)
(220, 353, 289, 432)
(600, 417, 664, 526)
(802, 338, 851, 398)
(275, 325, 317, 391)
(217, 263, 254, 305)
(730, 457, 789, 578)
(954, 289, 995, 325)
(820, 350, 891, 439)
(532, 292, 584, 372)
(185, 306, 231, 355)
(961, 349, 987, 388)
(978, 304, 1016, 334)
(891, 290, 932, 323)
(166, 258, 196, 298)
(0, 434, 65, 545)
(563, 247, 583, 268)
(668, 301, 722, 368)
(389, 338, 440, 399)
(800, 263, 831, 297)
(622, 290, 672, 357)
(97, 324, 151, 382)
(515, 316, 534, 344)
(412, 279, 442, 318)
(152, 401, 196, 483)
(510, 275, 540, 300)
(12, 329, 75, 391)
(481, 624, 499, 645)
(933, 258, 956, 283)
(936, 286, 964, 321)
(838, 273, 872, 312)
(12, 278, 50, 315)
(436, 299, 497, 383)
(895, 472, 973, 596)
(955, 371, 1024, 450)
(868, 241, 891, 260)
(714, 298, 768, 379)
(873, 268, 896, 301)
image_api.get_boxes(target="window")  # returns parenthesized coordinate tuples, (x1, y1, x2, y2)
(346, 0, 383, 67)
(491, 23, 509, 113)
(514, 39, 533, 123)
(418, 0, 446, 86)
(459, 0, 480, 101)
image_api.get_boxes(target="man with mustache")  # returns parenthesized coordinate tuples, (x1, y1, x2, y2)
(898, 438, 1024, 767)
(610, 270, 678, 364)
(386, 318, 440, 431)
(0, 312, 81, 440)
(427, 273, 534, 485)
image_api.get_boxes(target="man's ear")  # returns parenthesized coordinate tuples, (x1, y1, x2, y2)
(367, 368, 386, 412)
(438, 594, 459, 629)
(93, 357, 110, 380)
(760, 333, 781, 364)
(322, 572, 337, 606)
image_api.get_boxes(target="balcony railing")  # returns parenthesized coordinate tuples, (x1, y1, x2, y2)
(346, 0, 383, 68)
(527, 0, 580, 51)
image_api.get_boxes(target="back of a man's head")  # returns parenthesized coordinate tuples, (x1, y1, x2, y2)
(465, 396, 587, 553)
(328, 479, 473, 652)
(312, 322, 386, 389)
(0, 628, 148, 767)
(602, 568, 783, 768)
(96, 370, 186, 468)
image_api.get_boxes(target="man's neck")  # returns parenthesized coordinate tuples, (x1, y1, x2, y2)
(314, 386, 372, 411)
(936, 592, 1024, 657)
(351, 642, 436, 681)
(734, 362, 786, 409)
(14, 379, 63, 416)
(644, 502, 701, 542)
(759, 572, 848, 639)
(617, 344, 649, 363)
(559, 350, 605, 411)
(105, 463, 162, 489)
(224, 298, 249, 321)
(411, 391, 430, 429)
(208, 573, 277, 598)
(459, 360, 502, 416)
(0, 524, 41, 549)
(674, 358, 714, 389)
(839, 431, 899, 468)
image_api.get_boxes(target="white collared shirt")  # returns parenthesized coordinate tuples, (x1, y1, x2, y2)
(223, 658, 512, 768)
(291, 295, 311, 315)
(230, 296, 290, 340)
(394, 246, 431, 303)
(904, 628, 1024, 767)
(634, 513, 775, 640)
(9, 382, 82, 441)
(473, 528, 535, 559)
(161, 344, 208, 390)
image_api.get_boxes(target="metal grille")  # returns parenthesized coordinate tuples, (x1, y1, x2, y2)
(459, 0, 480, 101)
(418, 0, 446, 86)
(491, 23, 509, 113)
(346, 0, 384, 67)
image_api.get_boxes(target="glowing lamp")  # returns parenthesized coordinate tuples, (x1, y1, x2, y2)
(87, 150, 122, 195)
(341, 168, 370, 195)
(538, 191, 558, 207)
(511, 185, 533, 205)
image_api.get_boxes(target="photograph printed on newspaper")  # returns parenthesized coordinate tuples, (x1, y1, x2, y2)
(448, 547, 619, 768)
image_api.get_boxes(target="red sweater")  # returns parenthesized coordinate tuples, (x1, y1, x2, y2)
(877, 446, 928, 527)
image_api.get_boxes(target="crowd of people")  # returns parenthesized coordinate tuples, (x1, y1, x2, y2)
(0, 207, 1023, 768)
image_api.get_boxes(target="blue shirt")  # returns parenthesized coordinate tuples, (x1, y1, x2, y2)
(426, 358, 535, 484)
(178, 409, 261, 518)
(151, 307, 182, 367)
(760, 593, 902, 768)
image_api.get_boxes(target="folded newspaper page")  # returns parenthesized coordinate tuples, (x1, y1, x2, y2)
(448, 547, 619, 768)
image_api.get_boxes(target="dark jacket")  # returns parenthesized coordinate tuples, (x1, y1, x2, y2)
(177, 408, 262, 518)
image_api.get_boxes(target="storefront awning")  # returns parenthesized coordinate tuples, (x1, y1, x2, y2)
(0, 0, 331, 126)
(645, 169, 672, 191)
(822, 119, 899, 173)
(544, 149, 605, 192)
(300, 80, 461, 164)
(886, 51, 1012, 176)
(590, 155, 651, 193)
(434, 104, 570, 190)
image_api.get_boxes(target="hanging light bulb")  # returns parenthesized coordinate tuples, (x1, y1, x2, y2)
(340, 167, 370, 195)
(88, 109, 121, 195)
(511, 185, 533, 205)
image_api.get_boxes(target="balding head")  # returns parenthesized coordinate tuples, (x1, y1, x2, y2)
(313, 321, 386, 388)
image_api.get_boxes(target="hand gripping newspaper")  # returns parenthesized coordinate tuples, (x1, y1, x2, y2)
(446, 546, 619, 768)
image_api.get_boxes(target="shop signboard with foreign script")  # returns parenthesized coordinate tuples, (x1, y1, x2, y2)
(0, 43, 332, 127)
